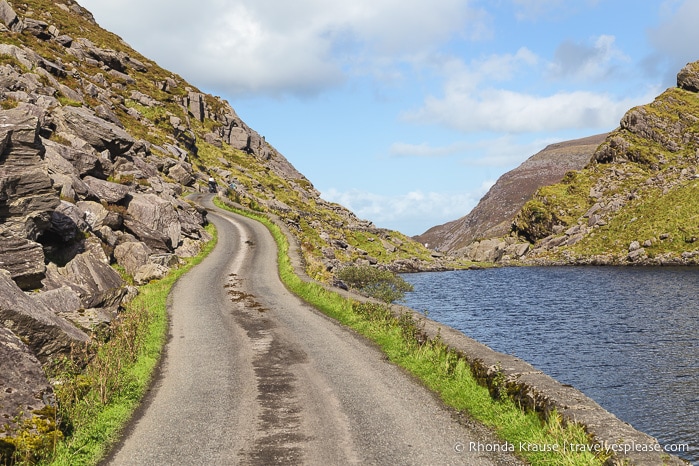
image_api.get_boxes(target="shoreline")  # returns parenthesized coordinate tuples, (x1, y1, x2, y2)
(389, 300, 689, 466)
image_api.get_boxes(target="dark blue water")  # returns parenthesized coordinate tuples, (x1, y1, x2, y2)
(402, 266, 698, 465)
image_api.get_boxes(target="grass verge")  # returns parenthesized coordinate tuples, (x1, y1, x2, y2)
(39, 224, 218, 466)
(214, 197, 605, 466)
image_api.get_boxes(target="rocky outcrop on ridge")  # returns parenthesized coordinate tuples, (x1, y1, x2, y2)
(414, 133, 608, 255)
(511, 61, 699, 265)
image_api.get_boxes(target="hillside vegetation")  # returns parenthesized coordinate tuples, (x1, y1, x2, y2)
(512, 62, 699, 265)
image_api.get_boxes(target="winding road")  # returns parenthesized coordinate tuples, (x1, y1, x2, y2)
(104, 194, 522, 465)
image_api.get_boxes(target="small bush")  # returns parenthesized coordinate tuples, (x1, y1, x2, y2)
(336, 265, 413, 303)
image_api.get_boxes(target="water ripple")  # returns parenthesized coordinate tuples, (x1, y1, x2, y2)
(402, 266, 699, 465)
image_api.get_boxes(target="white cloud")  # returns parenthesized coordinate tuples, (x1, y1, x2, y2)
(407, 87, 643, 133)
(335, 0, 478, 55)
(321, 188, 481, 235)
(402, 44, 658, 134)
(549, 35, 629, 81)
(430, 48, 538, 97)
(80, 0, 484, 97)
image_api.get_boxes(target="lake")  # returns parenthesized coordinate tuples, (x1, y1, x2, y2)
(401, 266, 698, 465)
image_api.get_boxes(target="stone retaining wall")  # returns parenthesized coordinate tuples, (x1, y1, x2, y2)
(390, 305, 688, 466)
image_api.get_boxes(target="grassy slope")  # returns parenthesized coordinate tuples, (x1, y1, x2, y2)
(513, 85, 699, 262)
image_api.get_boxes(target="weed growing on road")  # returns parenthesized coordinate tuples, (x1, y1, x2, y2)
(215, 199, 605, 466)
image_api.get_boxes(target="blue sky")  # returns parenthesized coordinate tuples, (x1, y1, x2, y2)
(79, 0, 699, 236)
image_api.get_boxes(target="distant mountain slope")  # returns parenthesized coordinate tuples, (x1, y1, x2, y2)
(415, 133, 608, 252)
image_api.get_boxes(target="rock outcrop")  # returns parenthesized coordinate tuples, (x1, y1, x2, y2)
(676, 61, 699, 93)
(54, 105, 135, 156)
(0, 107, 60, 288)
(0, 327, 55, 437)
(0, 269, 89, 364)
(0, 232, 46, 290)
(124, 193, 182, 251)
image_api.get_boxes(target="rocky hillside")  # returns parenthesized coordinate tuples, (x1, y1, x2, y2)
(512, 62, 699, 265)
(417, 61, 699, 266)
(443, 62, 699, 266)
(0, 0, 441, 444)
(415, 133, 608, 253)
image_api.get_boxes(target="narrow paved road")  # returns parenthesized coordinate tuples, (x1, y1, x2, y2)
(105, 194, 522, 465)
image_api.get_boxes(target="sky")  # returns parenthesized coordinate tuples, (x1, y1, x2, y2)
(78, 0, 699, 236)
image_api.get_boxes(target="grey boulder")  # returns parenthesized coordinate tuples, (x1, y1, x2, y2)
(0, 326, 55, 438)
(0, 269, 89, 364)
(54, 105, 134, 157)
(124, 193, 181, 251)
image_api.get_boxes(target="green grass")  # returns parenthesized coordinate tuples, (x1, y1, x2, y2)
(42, 224, 218, 466)
(214, 197, 605, 466)
(570, 179, 699, 259)
(393, 343, 599, 466)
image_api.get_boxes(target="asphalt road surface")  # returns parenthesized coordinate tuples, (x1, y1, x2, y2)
(105, 194, 523, 465)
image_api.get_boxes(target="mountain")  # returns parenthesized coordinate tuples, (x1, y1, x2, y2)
(0, 0, 441, 451)
(414, 133, 608, 252)
(513, 61, 699, 265)
(418, 61, 699, 266)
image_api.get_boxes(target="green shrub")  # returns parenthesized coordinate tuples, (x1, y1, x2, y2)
(512, 199, 556, 242)
(336, 265, 413, 303)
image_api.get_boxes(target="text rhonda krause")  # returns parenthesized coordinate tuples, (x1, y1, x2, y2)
(463, 441, 690, 454)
